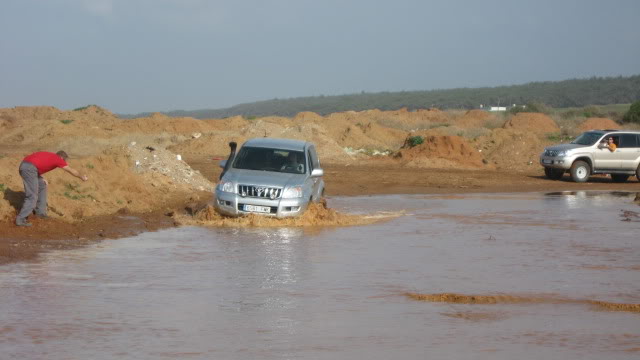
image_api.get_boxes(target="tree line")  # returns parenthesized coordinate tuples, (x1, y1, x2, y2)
(126, 75, 640, 119)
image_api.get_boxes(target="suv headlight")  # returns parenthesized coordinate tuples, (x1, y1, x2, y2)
(282, 186, 303, 198)
(218, 181, 235, 193)
(557, 150, 569, 157)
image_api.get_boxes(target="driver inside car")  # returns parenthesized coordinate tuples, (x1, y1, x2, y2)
(281, 152, 303, 173)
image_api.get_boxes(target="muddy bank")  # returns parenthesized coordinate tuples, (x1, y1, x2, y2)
(0, 200, 187, 265)
(2, 163, 640, 266)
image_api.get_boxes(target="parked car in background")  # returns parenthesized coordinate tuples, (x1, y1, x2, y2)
(215, 138, 325, 217)
(540, 130, 640, 182)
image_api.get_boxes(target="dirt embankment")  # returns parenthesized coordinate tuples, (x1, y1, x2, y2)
(0, 144, 213, 223)
(577, 117, 620, 132)
(1, 105, 638, 264)
(394, 134, 489, 170)
(503, 112, 560, 134)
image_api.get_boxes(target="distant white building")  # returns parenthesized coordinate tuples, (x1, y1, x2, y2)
(489, 106, 506, 112)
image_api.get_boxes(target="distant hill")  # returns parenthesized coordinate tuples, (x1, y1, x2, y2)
(124, 75, 640, 119)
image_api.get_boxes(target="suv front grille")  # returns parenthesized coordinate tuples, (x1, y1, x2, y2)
(545, 150, 559, 157)
(238, 185, 282, 199)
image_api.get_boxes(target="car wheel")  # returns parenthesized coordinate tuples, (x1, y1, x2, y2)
(544, 168, 564, 180)
(570, 161, 590, 183)
(637, 165, 640, 182)
(611, 174, 629, 183)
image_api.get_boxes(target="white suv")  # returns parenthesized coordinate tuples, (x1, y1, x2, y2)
(215, 138, 325, 217)
(540, 130, 640, 183)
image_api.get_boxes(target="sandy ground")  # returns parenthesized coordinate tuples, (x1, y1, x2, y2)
(1, 106, 638, 265)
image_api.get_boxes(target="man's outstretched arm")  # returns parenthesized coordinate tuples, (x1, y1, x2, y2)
(62, 166, 88, 181)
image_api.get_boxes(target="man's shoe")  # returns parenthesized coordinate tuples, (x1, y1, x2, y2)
(35, 214, 49, 219)
(16, 220, 33, 227)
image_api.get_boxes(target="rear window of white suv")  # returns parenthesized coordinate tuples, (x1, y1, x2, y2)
(618, 134, 640, 148)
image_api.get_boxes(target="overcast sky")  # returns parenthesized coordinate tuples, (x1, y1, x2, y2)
(1, 0, 639, 114)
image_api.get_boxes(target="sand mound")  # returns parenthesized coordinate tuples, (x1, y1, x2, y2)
(174, 201, 397, 227)
(351, 108, 451, 130)
(0, 145, 213, 222)
(168, 118, 353, 163)
(577, 117, 620, 132)
(394, 134, 487, 169)
(405, 292, 640, 313)
(472, 128, 549, 170)
(454, 109, 496, 128)
(405, 292, 542, 304)
(169, 111, 409, 164)
(503, 113, 560, 134)
(1, 106, 62, 121)
(293, 111, 324, 122)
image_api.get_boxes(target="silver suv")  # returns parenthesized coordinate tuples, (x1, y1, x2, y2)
(540, 130, 640, 183)
(215, 138, 325, 217)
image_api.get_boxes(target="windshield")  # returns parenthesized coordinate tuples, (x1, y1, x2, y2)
(233, 147, 306, 174)
(571, 131, 604, 146)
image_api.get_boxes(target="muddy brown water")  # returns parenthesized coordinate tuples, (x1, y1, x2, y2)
(1, 191, 639, 359)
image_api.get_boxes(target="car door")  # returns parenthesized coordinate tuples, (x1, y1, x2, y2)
(617, 133, 640, 170)
(307, 146, 323, 200)
(593, 135, 621, 170)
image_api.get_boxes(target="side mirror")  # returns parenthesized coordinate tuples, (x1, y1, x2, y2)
(311, 168, 324, 177)
(219, 160, 227, 169)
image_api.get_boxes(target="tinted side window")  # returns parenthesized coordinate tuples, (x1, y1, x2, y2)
(307, 149, 314, 172)
(619, 134, 639, 148)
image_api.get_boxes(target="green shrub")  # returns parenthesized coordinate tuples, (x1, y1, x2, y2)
(582, 105, 605, 118)
(73, 105, 97, 111)
(546, 133, 573, 142)
(85, 163, 94, 169)
(0, 183, 5, 192)
(407, 136, 424, 147)
(622, 100, 640, 124)
(60, 119, 74, 125)
(64, 183, 88, 200)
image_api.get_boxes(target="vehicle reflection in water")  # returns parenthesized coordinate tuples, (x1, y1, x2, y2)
(1, 192, 639, 360)
(544, 191, 640, 210)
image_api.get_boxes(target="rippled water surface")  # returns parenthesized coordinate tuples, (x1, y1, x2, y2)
(1, 192, 639, 359)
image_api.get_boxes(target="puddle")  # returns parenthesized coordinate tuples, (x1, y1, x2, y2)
(1, 192, 639, 359)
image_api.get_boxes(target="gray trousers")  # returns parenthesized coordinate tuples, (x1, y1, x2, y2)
(17, 161, 47, 221)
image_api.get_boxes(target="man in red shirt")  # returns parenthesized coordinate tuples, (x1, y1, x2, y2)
(16, 150, 88, 227)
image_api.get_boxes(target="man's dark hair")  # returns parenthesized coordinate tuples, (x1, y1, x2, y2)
(56, 150, 69, 160)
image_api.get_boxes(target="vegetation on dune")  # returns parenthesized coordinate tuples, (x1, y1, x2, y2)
(73, 105, 98, 111)
(622, 100, 640, 124)
(407, 136, 425, 148)
(123, 75, 640, 119)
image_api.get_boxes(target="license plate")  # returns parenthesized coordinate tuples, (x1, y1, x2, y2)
(542, 159, 552, 164)
(243, 205, 271, 213)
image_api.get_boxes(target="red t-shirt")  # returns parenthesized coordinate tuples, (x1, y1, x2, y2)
(23, 152, 68, 175)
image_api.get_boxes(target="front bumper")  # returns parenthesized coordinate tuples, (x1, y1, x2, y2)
(539, 155, 574, 170)
(214, 189, 309, 218)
